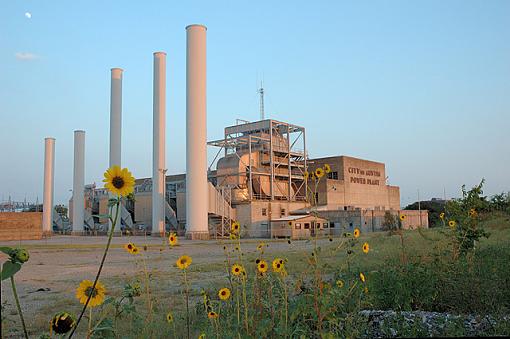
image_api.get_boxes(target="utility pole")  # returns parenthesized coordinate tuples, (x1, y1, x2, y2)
(418, 189, 422, 227)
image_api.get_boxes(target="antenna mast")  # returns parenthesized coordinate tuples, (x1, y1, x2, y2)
(258, 82, 265, 120)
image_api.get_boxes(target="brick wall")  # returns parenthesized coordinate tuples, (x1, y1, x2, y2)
(0, 212, 43, 240)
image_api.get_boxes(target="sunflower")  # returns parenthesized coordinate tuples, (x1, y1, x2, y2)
(315, 167, 325, 178)
(324, 164, 331, 174)
(229, 233, 237, 240)
(132, 246, 140, 255)
(399, 214, 406, 221)
(448, 220, 457, 228)
(256, 242, 265, 251)
(231, 263, 244, 276)
(336, 280, 344, 288)
(198, 334, 206, 339)
(359, 272, 366, 283)
(354, 228, 360, 238)
(208, 311, 219, 319)
(124, 242, 136, 254)
(103, 165, 135, 197)
(76, 280, 106, 307)
(168, 233, 178, 246)
(439, 212, 445, 220)
(304, 171, 309, 180)
(166, 312, 173, 323)
(176, 255, 192, 270)
(362, 242, 370, 254)
(469, 208, 477, 218)
(234, 245, 240, 251)
(272, 258, 284, 273)
(218, 287, 231, 300)
(50, 311, 76, 335)
(257, 260, 268, 274)
(231, 221, 241, 234)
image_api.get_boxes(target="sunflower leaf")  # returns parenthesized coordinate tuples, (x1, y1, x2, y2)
(108, 198, 118, 207)
(1, 261, 21, 280)
(0, 246, 13, 256)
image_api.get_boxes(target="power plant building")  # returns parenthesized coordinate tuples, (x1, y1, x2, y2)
(69, 118, 428, 238)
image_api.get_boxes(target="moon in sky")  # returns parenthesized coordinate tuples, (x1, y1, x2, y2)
(25, 12, 32, 19)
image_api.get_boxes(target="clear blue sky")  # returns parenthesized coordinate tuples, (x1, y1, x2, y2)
(1, 0, 509, 206)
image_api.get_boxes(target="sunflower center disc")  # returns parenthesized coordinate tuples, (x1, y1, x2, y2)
(112, 176, 125, 189)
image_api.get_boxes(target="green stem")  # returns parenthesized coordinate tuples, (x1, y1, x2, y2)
(68, 198, 121, 338)
(184, 270, 190, 339)
(10, 276, 28, 339)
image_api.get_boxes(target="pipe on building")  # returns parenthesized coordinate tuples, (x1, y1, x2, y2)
(42, 137, 55, 235)
(152, 52, 166, 236)
(110, 68, 123, 232)
(72, 130, 85, 234)
(185, 24, 209, 239)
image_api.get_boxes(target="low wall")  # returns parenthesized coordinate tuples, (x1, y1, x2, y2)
(0, 212, 43, 241)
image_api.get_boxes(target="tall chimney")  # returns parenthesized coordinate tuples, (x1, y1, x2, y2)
(42, 137, 55, 235)
(152, 52, 166, 236)
(186, 24, 209, 239)
(109, 68, 123, 232)
(72, 130, 85, 234)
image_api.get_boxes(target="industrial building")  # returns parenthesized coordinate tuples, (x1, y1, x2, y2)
(69, 118, 428, 238)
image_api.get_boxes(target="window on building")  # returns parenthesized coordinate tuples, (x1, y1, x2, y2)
(330, 222, 335, 228)
(262, 208, 267, 216)
(323, 223, 329, 228)
(304, 223, 310, 229)
(281, 208, 286, 216)
(327, 171, 338, 180)
(295, 223, 301, 229)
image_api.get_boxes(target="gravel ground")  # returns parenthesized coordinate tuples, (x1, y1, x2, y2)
(0, 235, 319, 337)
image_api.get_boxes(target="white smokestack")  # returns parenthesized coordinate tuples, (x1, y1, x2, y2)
(152, 52, 166, 236)
(42, 137, 55, 235)
(72, 130, 85, 234)
(186, 24, 209, 239)
(109, 68, 123, 232)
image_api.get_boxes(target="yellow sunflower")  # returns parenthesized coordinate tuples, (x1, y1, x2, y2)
(272, 258, 284, 273)
(102, 165, 135, 197)
(399, 214, 406, 221)
(229, 233, 237, 240)
(176, 255, 192, 270)
(208, 311, 219, 319)
(468, 208, 477, 218)
(362, 242, 370, 254)
(132, 246, 139, 255)
(359, 272, 366, 283)
(324, 164, 331, 174)
(315, 167, 325, 178)
(166, 312, 173, 323)
(75, 280, 106, 307)
(231, 263, 244, 276)
(448, 220, 457, 228)
(304, 171, 309, 180)
(354, 228, 360, 238)
(256, 242, 266, 251)
(218, 287, 231, 301)
(124, 242, 136, 254)
(439, 212, 445, 220)
(336, 280, 344, 288)
(257, 260, 268, 274)
(50, 311, 76, 335)
(198, 334, 206, 339)
(231, 221, 241, 234)
(168, 233, 178, 246)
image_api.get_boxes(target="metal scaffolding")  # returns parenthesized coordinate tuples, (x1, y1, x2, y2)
(208, 119, 307, 203)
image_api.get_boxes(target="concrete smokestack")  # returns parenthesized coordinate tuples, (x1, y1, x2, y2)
(152, 52, 166, 236)
(109, 68, 123, 232)
(186, 24, 209, 239)
(42, 137, 55, 235)
(72, 130, 85, 234)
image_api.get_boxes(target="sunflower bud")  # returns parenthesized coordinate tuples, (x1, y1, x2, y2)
(12, 248, 29, 263)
